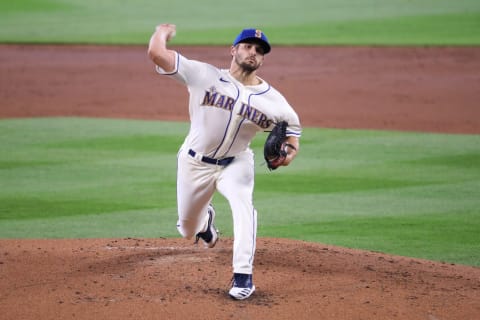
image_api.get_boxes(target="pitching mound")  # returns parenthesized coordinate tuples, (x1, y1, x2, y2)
(1, 238, 479, 320)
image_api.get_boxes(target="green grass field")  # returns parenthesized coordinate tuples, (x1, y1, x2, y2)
(1, 118, 479, 266)
(0, 0, 479, 45)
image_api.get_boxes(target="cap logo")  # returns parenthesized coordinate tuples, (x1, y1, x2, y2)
(255, 29, 263, 38)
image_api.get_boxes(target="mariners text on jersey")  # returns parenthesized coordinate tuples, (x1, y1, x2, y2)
(201, 88, 273, 129)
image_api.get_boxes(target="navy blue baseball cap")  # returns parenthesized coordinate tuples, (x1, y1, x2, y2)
(233, 28, 271, 54)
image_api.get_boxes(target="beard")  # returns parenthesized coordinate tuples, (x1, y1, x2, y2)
(235, 55, 260, 73)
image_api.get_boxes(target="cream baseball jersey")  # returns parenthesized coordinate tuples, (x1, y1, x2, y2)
(156, 52, 302, 159)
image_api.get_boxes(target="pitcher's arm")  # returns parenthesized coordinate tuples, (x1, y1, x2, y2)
(147, 23, 177, 72)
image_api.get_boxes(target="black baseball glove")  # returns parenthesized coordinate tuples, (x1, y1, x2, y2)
(264, 121, 288, 170)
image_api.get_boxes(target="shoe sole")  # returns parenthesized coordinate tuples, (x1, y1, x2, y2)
(206, 206, 218, 248)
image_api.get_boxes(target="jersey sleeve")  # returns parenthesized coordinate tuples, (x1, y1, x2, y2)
(285, 112, 302, 138)
(155, 52, 208, 86)
(270, 91, 302, 138)
(264, 109, 301, 138)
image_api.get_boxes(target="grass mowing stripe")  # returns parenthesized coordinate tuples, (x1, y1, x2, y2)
(267, 13, 480, 45)
(259, 211, 480, 266)
(0, 118, 479, 267)
(255, 173, 435, 194)
(0, 208, 179, 239)
(0, 0, 479, 45)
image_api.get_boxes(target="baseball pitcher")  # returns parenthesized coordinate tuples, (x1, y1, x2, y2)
(148, 23, 301, 300)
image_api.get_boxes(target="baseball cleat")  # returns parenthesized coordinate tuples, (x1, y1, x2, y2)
(195, 204, 218, 248)
(229, 273, 255, 300)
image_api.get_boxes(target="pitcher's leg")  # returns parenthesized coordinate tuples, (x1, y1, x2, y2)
(231, 206, 257, 274)
(217, 150, 257, 274)
(176, 149, 216, 239)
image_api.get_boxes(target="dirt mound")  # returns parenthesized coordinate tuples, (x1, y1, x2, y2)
(1, 238, 479, 320)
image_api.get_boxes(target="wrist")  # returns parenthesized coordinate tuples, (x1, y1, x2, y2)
(284, 143, 297, 155)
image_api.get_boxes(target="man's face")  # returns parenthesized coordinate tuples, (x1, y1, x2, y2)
(232, 42, 265, 72)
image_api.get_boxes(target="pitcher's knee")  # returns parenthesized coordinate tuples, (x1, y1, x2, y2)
(176, 218, 202, 239)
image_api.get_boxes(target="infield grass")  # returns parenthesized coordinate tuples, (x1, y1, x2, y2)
(1, 118, 479, 266)
(0, 0, 479, 45)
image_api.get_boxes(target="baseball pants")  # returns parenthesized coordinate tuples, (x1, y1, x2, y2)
(175, 147, 257, 274)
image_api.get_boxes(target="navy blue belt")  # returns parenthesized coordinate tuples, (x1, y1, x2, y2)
(188, 149, 234, 166)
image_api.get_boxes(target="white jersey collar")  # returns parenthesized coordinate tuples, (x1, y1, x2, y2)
(222, 69, 270, 93)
